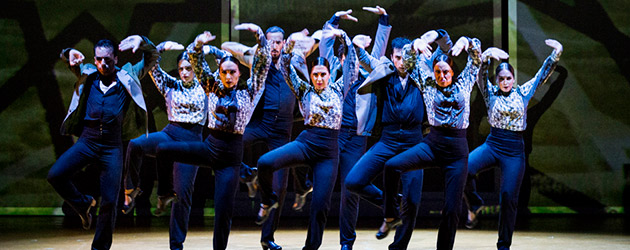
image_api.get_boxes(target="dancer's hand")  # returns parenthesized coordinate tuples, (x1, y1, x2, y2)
(335, 9, 358, 22)
(363, 6, 387, 16)
(157, 41, 185, 53)
(194, 31, 216, 47)
(451, 36, 470, 57)
(545, 39, 563, 53)
(234, 23, 262, 33)
(481, 47, 509, 62)
(413, 38, 433, 58)
(68, 49, 84, 66)
(353, 35, 372, 49)
(119, 35, 143, 53)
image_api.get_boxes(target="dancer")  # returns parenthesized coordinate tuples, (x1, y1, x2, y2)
(154, 25, 271, 250)
(256, 26, 358, 250)
(382, 34, 483, 250)
(222, 26, 318, 250)
(48, 35, 158, 250)
(464, 40, 562, 250)
(346, 29, 454, 249)
(319, 7, 392, 250)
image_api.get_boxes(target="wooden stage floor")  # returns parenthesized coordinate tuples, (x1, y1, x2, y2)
(1, 216, 628, 249)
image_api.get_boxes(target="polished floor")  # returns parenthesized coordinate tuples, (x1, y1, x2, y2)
(0, 215, 628, 249)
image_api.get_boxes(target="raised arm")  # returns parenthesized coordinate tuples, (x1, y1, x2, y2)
(453, 36, 483, 91)
(477, 47, 510, 100)
(149, 41, 186, 95)
(362, 6, 391, 58)
(60, 48, 96, 78)
(236, 23, 271, 98)
(119, 35, 159, 80)
(187, 31, 220, 91)
(518, 39, 562, 101)
(281, 39, 311, 99)
(336, 29, 359, 97)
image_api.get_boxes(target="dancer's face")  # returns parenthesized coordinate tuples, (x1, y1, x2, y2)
(219, 61, 241, 89)
(310, 65, 330, 91)
(178, 59, 195, 83)
(266, 32, 285, 60)
(496, 69, 514, 92)
(433, 61, 453, 87)
(94, 46, 117, 76)
(391, 48, 406, 76)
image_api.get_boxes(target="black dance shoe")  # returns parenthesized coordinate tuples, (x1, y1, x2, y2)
(255, 202, 278, 225)
(261, 240, 282, 250)
(72, 196, 96, 230)
(122, 187, 143, 215)
(154, 193, 178, 216)
(341, 244, 353, 250)
(375, 218, 402, 240)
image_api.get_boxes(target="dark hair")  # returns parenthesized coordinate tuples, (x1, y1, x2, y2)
(94, 39, 117, 57)
(495, 62, 514, 78)
(176, 52, 189, 66)
(432, 54, 454, 69)
(336, 43, 346, 59)
(265, 26, 285, 37)
(310, 57, 330, 73)
(391, 37, 411, 51)
(219, 56, 241, 70)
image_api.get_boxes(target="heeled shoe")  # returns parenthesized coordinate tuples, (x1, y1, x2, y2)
(375, 218, 402, 240)
(72, 196, 96, 230)
(154, 193, 178, 216)
(246, 176, 259, 199)
(261, 240, 282, 250)
(465, 206, 483, 229)
(122, 187, 143, 215)
(292, 187, 312, 211)
(255, 202, 278, 225)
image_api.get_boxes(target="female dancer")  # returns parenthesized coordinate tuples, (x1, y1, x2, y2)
(464, 39, 562, 250)
(154, 24, 271, 250)
(255, 27, 357, 250)
(381, 34, 486, 250)
(122, 41, 206, 217)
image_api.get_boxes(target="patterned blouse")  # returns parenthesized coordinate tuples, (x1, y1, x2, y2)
(149, 56, 207, 125)
(281, 31, 358, 130)
(187, 29, 271, 134)
(478, 49, 561, 131)
(405, 37, 482, 129)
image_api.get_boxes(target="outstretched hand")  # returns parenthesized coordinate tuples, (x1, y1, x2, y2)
(157, 41, 185, 53)
(119, 35, 143, 53)
(68, 49, 84, 66)
(335, 9, 358, 22)
(413, 38, 433, 58)
(353, 35, 372, 49)
(194, 31, 216, 47)
(545, 39, 563, 53)
(451, 37, 470, 57)
(322, 27, 344, 40)
(482, 47, 509, 62)
(362, 6, 387, 15)
(234, 23, 261, 33)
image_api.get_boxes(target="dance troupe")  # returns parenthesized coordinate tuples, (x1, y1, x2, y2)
(47, 5, 562, 250)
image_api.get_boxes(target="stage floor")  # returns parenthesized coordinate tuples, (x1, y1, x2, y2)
(1, 216, 628, 249)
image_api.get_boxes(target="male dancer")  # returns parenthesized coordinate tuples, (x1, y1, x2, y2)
(222, 27, 318, 250)
(320, 7, 391, 250)
(346, 29, 453, 249)
(48, 35, 158, 250)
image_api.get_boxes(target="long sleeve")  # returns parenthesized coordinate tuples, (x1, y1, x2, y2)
(281, 50, 311, 100)
(337, 31, 358, 98)
(130, 36, 160, 80)
(457, 38, 482, 92)
(518, 49, 561, 102)
(371, 15, 391, 58)
(246, 28, 272, 99)
(149, 57, 177, 96)
(187, 42, 220, 92)
(476, 58, 494, 104)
